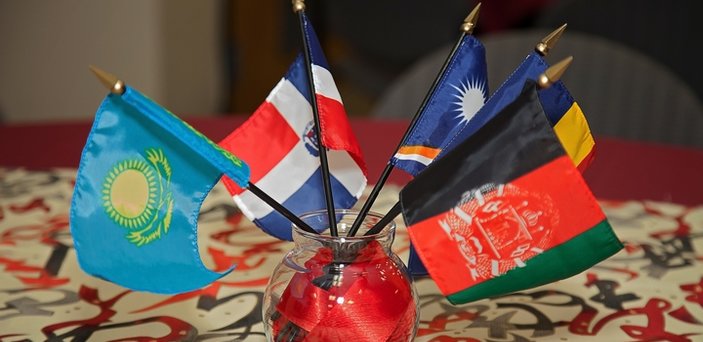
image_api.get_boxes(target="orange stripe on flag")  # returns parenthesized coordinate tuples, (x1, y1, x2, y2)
(554, 102, 595, 169)
(396, 145, 441, 160)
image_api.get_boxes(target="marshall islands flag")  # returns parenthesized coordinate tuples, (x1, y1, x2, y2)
(70, 83, 250, 294)
(219, 12, 367, 241)
(400, 80, 623, 304)
(391, 34, 488, 176)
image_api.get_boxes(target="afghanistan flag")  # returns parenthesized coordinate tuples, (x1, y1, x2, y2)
(407, 52, 596, 276)
(400, 80, 622, 304)
(71, 85, 250, 294)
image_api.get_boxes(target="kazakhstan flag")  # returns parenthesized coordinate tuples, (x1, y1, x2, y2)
(70, 85, 250, 294)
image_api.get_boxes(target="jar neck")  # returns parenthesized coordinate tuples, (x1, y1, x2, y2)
(293, 226, 395, 263)
(292, 209, 397, 261)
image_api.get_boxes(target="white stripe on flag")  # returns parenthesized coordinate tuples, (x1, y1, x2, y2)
(233, 195, 257, 223)
(270, 79, 313, 135)
(312, 64, 343, 103)
(328, 150, 366, 199)
(393, 153, 433, 166)
(234, 141, 319, 219)
(264, 78, 286, 104)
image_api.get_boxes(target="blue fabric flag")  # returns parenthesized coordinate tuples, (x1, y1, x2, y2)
(391, 35, 488, 176)
(70, 86, 250, 294)
(438, 52, 549, 157)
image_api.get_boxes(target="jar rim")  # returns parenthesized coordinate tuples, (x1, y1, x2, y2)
(293, 209, 396, 242)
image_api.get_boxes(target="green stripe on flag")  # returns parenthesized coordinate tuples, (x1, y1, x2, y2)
(447, 220, 623, 304)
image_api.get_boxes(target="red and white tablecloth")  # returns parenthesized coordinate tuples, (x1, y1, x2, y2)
(1, 167, 702, 341)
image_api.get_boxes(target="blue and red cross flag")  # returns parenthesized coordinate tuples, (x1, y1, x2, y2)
(218, 12, 367, 241)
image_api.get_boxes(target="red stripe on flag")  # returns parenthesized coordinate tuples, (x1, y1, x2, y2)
(219, 101, 299, 194)
(408, 155, 606, 295)
(316, 94, 367, 175)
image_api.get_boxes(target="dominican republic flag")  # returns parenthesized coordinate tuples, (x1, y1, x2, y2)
(391, 34, 488, 176)
(400, 80, 622, 304)
(219, 13, 367, 241)
(407, 52, 597, 276)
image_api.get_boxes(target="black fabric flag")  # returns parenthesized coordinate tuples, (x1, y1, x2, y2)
(400, 81, 622, 304)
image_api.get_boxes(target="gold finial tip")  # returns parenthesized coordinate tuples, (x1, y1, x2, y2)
(89, 65, 125, 95)
(538, 56, 573, 89)
(461, 2, 481, 33)
(292, 0, 305, 12)
(535, 23, 567, 56)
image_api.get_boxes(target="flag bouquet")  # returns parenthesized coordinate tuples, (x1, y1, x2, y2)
(69, 1, 623, 341)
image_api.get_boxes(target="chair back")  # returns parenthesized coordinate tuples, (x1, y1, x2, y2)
(373, 30, 703, 147)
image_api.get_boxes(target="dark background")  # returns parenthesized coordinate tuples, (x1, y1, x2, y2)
(227, 0, 701, 116)
(1, 0, 701, 148)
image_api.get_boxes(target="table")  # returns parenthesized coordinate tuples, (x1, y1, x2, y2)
(1, 117, 703, 341)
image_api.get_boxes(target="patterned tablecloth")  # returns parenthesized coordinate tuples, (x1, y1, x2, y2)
(1, 167, 702, 341)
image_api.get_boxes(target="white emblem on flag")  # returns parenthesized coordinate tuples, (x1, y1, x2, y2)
(302, 121, 320, 157)
(451, 77, 487, 125)
(438, 183, 557, 282)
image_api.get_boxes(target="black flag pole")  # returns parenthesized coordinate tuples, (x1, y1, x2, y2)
(345, 3, 482, 237)
(364, 202, 402, 236)
(362, 56, 575, 236)
(89, 65, 319, 235)
(247, 183, 318, 234)
(293, 0, 339, 236)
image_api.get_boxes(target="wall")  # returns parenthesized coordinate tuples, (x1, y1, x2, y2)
(0, 0, 225, 123)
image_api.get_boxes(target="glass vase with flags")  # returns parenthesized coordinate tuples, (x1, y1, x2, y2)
(218, 12, 367, 241)
(70, 68, 250, 294)
(399, 79, 623, 304)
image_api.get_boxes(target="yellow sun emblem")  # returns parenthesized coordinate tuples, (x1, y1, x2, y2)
(102, 148, 174, 246)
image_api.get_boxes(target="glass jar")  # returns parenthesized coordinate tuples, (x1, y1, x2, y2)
(262, 209, 419, 341)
